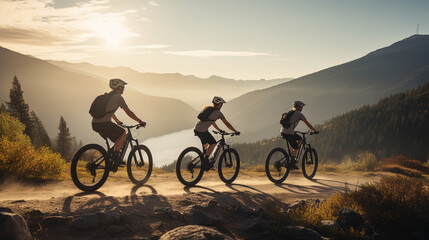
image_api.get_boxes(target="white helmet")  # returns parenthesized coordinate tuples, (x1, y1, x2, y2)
(109, 78, 127, 89)
(212, 96, 226, 105)
(293, 100, 306, 107)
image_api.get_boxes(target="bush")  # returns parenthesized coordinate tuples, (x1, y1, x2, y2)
(350, 175, 429, 235)
(383, 155, 429, 174)
(0, 112, 30, 142)
(340, 152, 379, 171)
(0, 137, 66, 180)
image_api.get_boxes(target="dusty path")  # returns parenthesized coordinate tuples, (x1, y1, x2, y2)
(0, 171, 379, 202)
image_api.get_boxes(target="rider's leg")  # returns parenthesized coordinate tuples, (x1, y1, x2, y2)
(205, 143, 216, 159)
(114, 132, 126, 152)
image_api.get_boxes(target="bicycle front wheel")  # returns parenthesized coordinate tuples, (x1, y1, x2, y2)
(265, 148, 290, 184)
(302, 147, 318, 179)
(176, 147, 204, 186)
(127, 145, 153, 186)
(71, 144, 109, 192)
(218, 148, 240, 184)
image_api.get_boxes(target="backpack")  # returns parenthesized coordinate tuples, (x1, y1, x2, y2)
(89, 92, 115, 118)
(197, 106, 218, 121)
(280, 110, 295, 128)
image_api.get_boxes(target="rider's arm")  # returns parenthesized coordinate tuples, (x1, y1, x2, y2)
(112, 114, 122, 125)
(302, 118, 318, 132)
(123, 107, 146, 126)
(212, 122, 222, 132)
(220, 118, 239, 133)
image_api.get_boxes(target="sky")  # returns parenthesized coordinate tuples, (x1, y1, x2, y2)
(0, 0, 428, 80)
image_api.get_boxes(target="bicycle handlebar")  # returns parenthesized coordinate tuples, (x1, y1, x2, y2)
(119, 123, 145, 129)
(212, 130, 240, 136)
(295, 130, 319, 135)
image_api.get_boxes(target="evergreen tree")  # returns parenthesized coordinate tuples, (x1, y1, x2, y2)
(30, 111, 52, 148)
(56, 116, 72, 161)
(6, 76, 33, 139)
(0, 103, 6, 113)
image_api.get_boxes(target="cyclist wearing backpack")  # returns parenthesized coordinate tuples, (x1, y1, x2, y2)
(281, 100, 318, 169)
(194, 96, 239, 170)
(91, 79, 146, 166)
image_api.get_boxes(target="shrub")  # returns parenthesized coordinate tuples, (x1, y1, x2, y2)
(383, 155, 429, 174)
(340, 152, 379, 171)
(0, 137, 66, 180)
(0, 112, 30, 142)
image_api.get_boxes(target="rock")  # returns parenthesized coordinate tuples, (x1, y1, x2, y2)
(42, 216, 72, 225)
(106, 225, 123, 234)
(0, 207, 13, 213)
(336, 208, 364, 230)
(238, 216, 272, 232)
(278, 226, 323, 240)
(0, 210, 33, 240)
(70, 214, 100, 230)
(182, 203, 223, 226)
(320, 220, 341, 230)
(159, 225, 233, 240)
(97, 208, 121, 227)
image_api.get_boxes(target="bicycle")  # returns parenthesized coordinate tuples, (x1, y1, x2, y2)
(71, 123, 153, 192)
(176, 131, 240, 186)
(265, 130, 318, 184)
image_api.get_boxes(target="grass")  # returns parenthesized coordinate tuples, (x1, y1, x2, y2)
(262, 175, 429, 239)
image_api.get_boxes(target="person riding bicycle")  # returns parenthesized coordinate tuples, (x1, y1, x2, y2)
(281, 100, 318, 169)
(194, 96, 239, 170)
(92, 78, 146, 166)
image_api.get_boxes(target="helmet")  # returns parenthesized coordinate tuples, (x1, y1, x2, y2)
(109, 78, 127, 89)
(212, 96, 226, 105)
(293, 100, 306, 107)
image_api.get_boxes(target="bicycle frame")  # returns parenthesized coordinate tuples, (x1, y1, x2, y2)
(202, 134, 230, 163)
(284, 131, 311, 164)
(104, 124, 144, 164)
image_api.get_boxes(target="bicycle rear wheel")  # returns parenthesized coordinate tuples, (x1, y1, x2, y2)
(218, 148, 240, 184)
(302, 147, 318, 179)
(71, 144, 109, 192)
(176, 147, 204, 186)
(127, 145, 153, 186)
(265, 148, 290, 183)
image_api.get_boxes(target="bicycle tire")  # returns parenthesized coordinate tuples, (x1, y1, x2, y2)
(71, 144, 110, 192)
(302, 147, 318, 179)
(218, 148, 240, 184)
(265, 147, 290, 183)
(176, 147, 204, 186)
(127, 145, 153, 186)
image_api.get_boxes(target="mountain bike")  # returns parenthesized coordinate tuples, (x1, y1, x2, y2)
(71, 124, 153, 192)
(176, 131, 240, 186)
(265, 131, 318, 184)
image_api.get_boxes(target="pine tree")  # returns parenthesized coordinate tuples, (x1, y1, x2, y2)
(6, 76, 33, 139)
(56, 116, 72, 161)
(30, 111, 52, 148)
(0, 103, 6, 113)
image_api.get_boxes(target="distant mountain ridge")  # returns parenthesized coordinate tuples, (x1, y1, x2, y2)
(49, 60, 293, 109)
(0, 46, 197, 144)
(223, 35, 429, 142)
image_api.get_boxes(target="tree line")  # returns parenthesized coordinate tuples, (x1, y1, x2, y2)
(1, 75, 82, 161)
(232, 82, 429, 167)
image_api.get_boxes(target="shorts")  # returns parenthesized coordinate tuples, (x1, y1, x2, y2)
(92, 122, 125, 142)
(194, 130, 216, 145)
(281, 133, 302, 150)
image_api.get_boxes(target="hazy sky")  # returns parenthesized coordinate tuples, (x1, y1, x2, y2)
(0, 0, 428, 79)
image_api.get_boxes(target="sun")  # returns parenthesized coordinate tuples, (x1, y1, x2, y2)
(92, 21, 129, 47)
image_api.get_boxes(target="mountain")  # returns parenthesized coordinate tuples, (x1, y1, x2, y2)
(48, 60, 292, 109)
(223, 35, 429, 142)
(232, 82, 429, 166)
(0, 46, 197, 145)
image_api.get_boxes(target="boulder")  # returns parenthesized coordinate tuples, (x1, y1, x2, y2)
(182, 201, 223, 226)
(159, 225, 233, 240)
(320, 220, 341, 230)
(70, 214, 100, 230)
(0, 209, 32, 240)
(278, 226, 323, 240)
(336, 208, 364, 230)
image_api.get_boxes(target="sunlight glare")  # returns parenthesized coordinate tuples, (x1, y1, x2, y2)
(93, 21, 128, 47)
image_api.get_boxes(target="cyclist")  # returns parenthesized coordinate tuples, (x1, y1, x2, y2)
(92, 78, 146, 166)
(281, 100, 318, 169)
(194, 96, 239, 170)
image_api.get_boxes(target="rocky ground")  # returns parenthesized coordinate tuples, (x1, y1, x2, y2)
(0, 172, 383, 239)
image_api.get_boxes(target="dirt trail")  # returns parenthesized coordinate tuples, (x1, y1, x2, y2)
(0, 171, 379, 202)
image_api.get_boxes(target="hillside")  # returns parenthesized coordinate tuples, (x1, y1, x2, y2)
(232, 82, 429, 167)
(49, 61, 292, 109)
(0, 47, 197, 144)
(223, 35, 429, 142)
